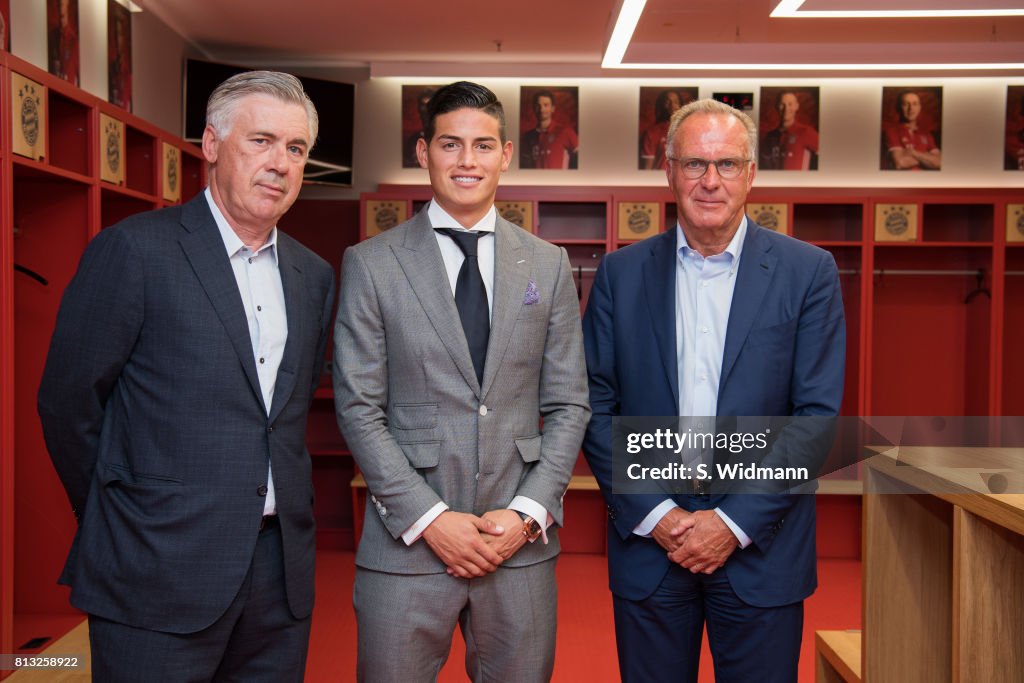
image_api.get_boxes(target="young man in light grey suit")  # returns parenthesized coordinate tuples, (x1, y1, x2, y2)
(37, 71, 335, 682)
(334, 81, 590, 682)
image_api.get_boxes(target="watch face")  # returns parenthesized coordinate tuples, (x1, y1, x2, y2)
(524, 518, 542, 541)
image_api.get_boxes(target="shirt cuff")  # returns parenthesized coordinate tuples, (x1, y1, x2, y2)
(714, 508, 752, 549)
(509, 495, 553, 544)
(401, 501, 449, 545)
(633, 499, 678, 537)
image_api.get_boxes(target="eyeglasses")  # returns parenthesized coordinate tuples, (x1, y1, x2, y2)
(667, 156, 751, 180)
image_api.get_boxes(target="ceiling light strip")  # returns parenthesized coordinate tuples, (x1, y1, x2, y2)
(770, 0, 1024, 18)
(602, 0, 647, 69)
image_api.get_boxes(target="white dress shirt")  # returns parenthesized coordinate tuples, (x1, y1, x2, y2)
(206, 188, 287, 517)
(633, 219, 752, 549)
(401, 200, 553, 545)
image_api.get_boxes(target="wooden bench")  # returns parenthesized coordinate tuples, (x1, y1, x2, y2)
(815, 630, 861, 683)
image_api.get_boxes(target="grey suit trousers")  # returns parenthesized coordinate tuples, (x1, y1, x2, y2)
(354, 558, 557, 683)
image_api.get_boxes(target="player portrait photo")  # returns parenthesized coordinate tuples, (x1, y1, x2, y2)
(638, 86, 698, 170)
(758, 86, 820, 171)
(400, 84, 443, 168)
(1005, 85, 1024, 171)
(47, 0, 80, 86)
(519, 86, 579, 170)
(108, 0, 132, 111)
(880, 86, 942, 171)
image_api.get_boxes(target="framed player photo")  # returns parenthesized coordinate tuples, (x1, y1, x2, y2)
(1, 0, 11, 52)
(1005, 86, 1024, 171)
(401, 84, 442, 168)
(519, 86, 579, 170)
(47, 0, 80, 86)
(881, 86, 942, 171)
(637, 87, 697, 171)
(712, 92, 753, 113)
(108, 0, 132, 111)
(758, 87, 819, 171)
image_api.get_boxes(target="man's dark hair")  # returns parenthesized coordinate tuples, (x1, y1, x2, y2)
(423, 81, 506, 143)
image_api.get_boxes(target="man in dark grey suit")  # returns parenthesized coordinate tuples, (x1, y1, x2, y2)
(37, 71, 335, 682)
(334, 81, 590, 682)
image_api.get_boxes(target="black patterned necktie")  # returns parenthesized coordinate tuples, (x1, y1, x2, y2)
(436, 229, 490, 384)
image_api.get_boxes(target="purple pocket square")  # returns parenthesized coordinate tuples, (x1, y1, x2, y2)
(523, 279, 540, 305)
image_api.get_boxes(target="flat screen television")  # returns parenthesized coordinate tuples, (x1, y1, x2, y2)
(183, 58, 354, 186)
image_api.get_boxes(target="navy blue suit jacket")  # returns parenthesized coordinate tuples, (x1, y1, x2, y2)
(37, 194, 335, 633)
(582, 222, 845, 607)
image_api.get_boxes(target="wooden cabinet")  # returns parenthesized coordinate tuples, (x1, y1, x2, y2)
(0, 53, 205, 665)
(863, 449, 1024, 683)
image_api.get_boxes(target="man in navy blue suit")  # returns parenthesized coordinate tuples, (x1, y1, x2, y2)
(38, 71, 334, 682)
(582, 98, 845, 682)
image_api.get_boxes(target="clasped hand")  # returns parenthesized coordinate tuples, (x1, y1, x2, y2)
(421, 509, 526, 579)
(653, 508, 739, 575)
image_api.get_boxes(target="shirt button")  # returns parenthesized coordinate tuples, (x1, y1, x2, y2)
(702, 326, 709, 333)
(257, 305, 262, 312)
(479, 405, 488, 416)
(259, 357, 265, 364)
(257, 485, 268, 496)
(248, 257, 254, 264)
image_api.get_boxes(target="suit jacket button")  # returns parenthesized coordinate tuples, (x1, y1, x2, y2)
(479, 405, 488, 416)
(257, 485, 268, 496)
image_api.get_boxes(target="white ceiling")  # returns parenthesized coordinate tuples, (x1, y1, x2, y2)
(136, 0, 1024, 77)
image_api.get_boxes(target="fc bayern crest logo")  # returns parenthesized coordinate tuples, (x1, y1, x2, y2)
(627, 207, 652, 235)
(106, 129, 120, 173)
(166, 151, 178, 192)
(500, 206, 525, 227)
(375, 204, 399, 230)
(754, 208, 779, 232)
(884, 208, 909, 236)
(20, 85, 40, 147)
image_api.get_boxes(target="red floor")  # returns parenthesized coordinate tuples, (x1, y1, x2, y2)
(307, 552, 862, 682)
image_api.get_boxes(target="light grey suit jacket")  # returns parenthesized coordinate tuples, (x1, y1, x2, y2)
(334, 208, 590, 574)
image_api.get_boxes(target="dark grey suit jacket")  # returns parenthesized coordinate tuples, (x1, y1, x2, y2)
(334, 210, 590, 574)
(37, 193, 335, 633)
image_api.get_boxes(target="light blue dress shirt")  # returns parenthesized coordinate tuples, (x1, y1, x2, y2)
(205, 189, 287, 517)
(634, 219, 752, 548)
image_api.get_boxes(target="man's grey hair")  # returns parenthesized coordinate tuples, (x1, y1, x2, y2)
(206, 70, 318, 149)
(665, 98, 757, 162)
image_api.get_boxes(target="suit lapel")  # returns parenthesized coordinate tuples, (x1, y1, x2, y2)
(481, 217, 528, 398)
(392, 211, 482, 395)
(643, 230, 680, 409)
(720, 223, 776, 387)
(269, 235, 304, 423)
(178, 194, 266, 413)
